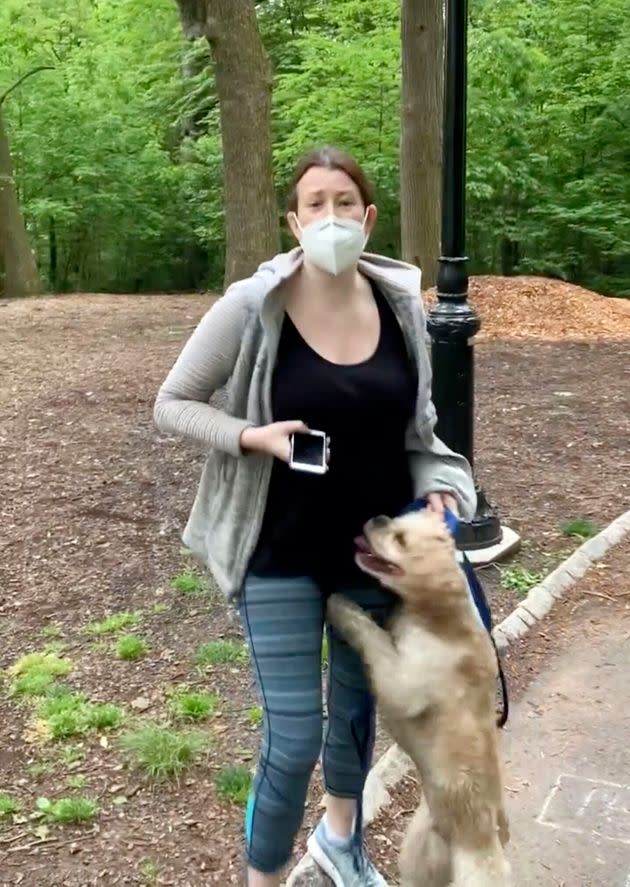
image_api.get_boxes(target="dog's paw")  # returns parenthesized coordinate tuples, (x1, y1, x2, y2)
(326, 594, 365, 635)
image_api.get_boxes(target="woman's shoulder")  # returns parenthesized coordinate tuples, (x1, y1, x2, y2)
(223, 248, 303, 311)
(360, 252, 422, 298)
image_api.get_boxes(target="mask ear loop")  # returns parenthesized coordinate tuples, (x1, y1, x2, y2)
(361, 207, 370, 250)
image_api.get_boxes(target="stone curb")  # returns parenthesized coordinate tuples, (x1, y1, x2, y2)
(285, 506, 630, 886)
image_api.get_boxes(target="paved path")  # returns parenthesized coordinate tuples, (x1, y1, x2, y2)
(502, 606, 630, 886)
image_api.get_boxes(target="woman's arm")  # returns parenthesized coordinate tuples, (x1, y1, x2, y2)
(153, 287, 252, 457)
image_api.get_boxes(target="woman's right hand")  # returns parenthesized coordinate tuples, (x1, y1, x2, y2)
(240, 420, 307, 463)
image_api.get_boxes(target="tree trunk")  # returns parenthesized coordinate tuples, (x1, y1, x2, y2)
(175, 0, 280, 289)
(400, 0, 444, 290)
(0, 107, 42, 297)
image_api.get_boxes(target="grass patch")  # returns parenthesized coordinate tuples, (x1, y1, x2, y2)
(39, 693, 124, 740)
(86, 611, 141, 636)
(500, 565, 545, 596)
(247, 705, 263, 727)
(169, 690, 219, 721)
(40, 624, 62, 639)
(28, 761, 51, 779)
(120, 724, 209, 779)
(139, 860, 161, 885)
(170, 571, 206, 595)
(66, 774, 87, 790)
(115, 635, 149, 661)
(194, 640, 248, 668)
(8, 650, 73, 697)
(0, 794, 19, 817)
(150, 602, 168, 615)
(61, 745, 85, 766)
(215, 765, 252, 805)
(561, 518, 600, 540)
(36, 795, 98, 824)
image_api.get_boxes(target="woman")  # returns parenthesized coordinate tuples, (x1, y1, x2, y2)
(154, 146, 476, 887)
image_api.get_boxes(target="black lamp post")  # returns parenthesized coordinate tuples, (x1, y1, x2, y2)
(426, 0, 502, 550)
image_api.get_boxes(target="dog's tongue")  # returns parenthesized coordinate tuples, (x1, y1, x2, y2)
(354, 535, 371, 553)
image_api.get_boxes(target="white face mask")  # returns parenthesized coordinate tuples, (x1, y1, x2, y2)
(294, 213, 368, 276)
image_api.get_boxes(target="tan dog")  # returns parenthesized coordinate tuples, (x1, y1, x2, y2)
(327, 510, 510, 887)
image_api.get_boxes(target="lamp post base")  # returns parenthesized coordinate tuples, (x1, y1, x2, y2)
(456, 486, 521, 563)
(462, 525, 521, 566)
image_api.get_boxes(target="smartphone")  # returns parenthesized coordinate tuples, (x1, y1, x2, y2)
(289, 430, 328, 475)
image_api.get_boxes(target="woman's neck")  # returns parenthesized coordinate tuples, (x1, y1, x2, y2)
(290, 261, 368, 312)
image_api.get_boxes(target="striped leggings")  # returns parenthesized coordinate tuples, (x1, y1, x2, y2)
(240, 573, 394, 874)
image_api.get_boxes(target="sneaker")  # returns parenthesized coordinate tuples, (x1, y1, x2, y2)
(307, 818, 388, 886)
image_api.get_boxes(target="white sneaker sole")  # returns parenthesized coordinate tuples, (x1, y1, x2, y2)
(306, 834, 346, 887)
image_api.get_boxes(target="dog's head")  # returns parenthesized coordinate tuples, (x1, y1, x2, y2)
(355, 509, 462, 602)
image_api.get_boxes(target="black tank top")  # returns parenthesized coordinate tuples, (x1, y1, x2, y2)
(250, 283, 417, 580)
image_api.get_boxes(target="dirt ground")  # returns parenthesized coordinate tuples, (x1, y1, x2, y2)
(0, 287, 629, 885)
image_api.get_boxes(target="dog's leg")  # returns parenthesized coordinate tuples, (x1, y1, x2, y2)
(327, 594, 395, 660)
(399, 800, 452, 887)
(450, 842, 511, 886)
(327, 595, 416, 715)
(327, 595, 431, 720)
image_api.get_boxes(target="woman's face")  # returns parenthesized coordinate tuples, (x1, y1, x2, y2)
(288, 165, 377, 240)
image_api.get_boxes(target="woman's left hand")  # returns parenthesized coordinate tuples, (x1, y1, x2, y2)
(426, 491, 459, 518)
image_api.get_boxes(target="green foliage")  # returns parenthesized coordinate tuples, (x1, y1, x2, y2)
(38, 693, 124, 739)
(170, 571, 205, 595)
(8, 650, 73, 697)
(194, 640, 249, 668)
(500, 564, 545, 596)
(0, 794, 20, 817)
(86, 612, 141, 636)
(139, 860, 161, 886)
(40, 624, 62, 639)
(169, 690, 220, 721)
(115, 635, 150, 661)
(561, 518, 600, 539)
(60, 745, 85, 766)
(28, 761, 51, 779)
(66, 774, 87, 790)
(247, 705, 263, 728)
(36, 795, 98, 824)
(120, 723, 209, 779)
(1, 0, 628, 296)
(215, 765, 252, 805)
(466, 0, 630, 292)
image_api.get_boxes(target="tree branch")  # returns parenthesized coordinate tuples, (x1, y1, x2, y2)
(0, 66, 55, 107)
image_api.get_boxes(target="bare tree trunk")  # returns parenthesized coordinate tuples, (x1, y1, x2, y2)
(175, 0, 280, 289)
(400, 0, 444, 290)
(0, 107, 42, 297)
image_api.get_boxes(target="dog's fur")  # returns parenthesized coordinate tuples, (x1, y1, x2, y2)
(327, 510, 510, 886)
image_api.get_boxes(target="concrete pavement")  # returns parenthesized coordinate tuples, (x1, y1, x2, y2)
(502, 606, 630, 886)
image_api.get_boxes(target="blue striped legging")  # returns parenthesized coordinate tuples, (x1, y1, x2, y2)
(239, 573, 394, 874)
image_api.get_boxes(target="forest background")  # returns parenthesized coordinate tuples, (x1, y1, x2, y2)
(1, 0, 628, 299)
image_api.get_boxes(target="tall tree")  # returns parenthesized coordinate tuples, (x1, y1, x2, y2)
(0, 70, 47, 297)
(175, 0, 280, 288)
(400, 0, 444, 289)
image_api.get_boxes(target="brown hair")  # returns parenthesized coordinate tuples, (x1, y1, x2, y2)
(287, 146, 374, 213)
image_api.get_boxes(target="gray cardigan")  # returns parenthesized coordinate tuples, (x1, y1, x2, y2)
(154, 248, 476, 601)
